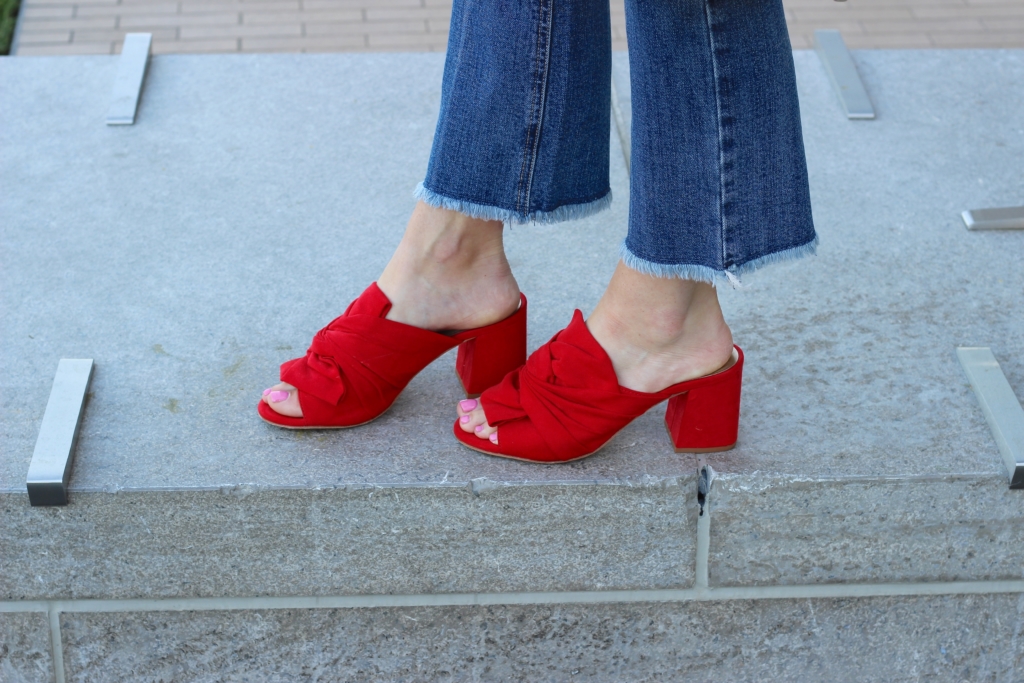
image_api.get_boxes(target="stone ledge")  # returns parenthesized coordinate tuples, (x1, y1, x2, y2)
(57, 594, 1024, 681)
(1, 479, 697, 601)
(708, 474, 1024, 587)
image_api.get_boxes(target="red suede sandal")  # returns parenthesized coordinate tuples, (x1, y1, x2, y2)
(258, 283, 527, 429)
(453, 310, 742, 463)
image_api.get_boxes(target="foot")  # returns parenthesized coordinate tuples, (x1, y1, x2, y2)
(458, 261, 734, 443)
(263, 201, 521, 418)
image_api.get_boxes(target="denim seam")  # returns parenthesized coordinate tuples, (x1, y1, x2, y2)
(703, 1, 728, 271)
(515, 0, 555, 215)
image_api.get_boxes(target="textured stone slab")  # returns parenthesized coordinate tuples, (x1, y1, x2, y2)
(0, 612, 53, 683)
(2, 51, 1021, 495)
(0, 53, 699, 493)
(1, 479, 696, 600)
(59, 594, 1024, 681)
(709, 474, 1024, 587)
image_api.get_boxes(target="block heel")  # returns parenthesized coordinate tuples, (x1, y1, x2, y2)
(453, 307, 744, 464)
(665, 347, 743, 453)
(456, 295, 528, 397)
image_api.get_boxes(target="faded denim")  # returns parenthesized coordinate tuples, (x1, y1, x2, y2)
(417, 0, 817, 283)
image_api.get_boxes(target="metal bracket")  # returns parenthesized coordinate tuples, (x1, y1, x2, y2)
(957, 347, 1024, 489)
(962, 206, 1024, 231)
(106, 33, 152, 126)
(814, 29, 875, 120)
(26, 359, 94, 506)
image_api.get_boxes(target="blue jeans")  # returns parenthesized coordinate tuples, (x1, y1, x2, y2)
(416, 0, 817, 283)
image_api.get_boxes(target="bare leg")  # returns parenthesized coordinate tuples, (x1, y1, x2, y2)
(263, 202, 521, 418)
(458, 262, 733, 442)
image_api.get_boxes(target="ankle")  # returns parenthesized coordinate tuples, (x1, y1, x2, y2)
(402, 202, 505, 268)
(587, 262, 733, 391)
(376, 202, 520, 331)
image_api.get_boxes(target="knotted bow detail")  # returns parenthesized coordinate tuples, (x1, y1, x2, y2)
(280, 283, 458, 415)
(481, 310, 665, 459)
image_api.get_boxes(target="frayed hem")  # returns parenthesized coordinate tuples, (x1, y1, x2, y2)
(619, 243, 723, 285)
(729, 236, 819, 278)
(414, 183, 612, 225)
(619, 235, 819, 287)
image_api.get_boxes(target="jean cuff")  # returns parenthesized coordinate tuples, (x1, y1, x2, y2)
(414, 182, 612, 225)
(620, 235, 819, 287)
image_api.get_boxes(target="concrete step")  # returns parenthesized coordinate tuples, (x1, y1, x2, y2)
(1, 50, 1023, 681)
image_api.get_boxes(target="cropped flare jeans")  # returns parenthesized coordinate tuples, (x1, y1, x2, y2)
(416, 0, 817, 283)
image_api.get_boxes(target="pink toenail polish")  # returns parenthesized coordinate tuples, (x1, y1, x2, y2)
(460, 415, 471, 424)
(263, 388, 272, 397)
(269, 390, 289, 403)
(489, 433, 498, 444)
(475, 425, 484, 433)
(460, 399, 477, 411)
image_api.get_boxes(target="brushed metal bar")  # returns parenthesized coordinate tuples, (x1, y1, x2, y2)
(962, 206, 1024, 231)
(106, 33, 152, 126)
(957, 347, 1024, 489)
(26, 359, 94, 506)
(814, 29, 875, 120)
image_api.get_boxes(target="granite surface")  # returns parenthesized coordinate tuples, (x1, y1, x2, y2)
(0, 53, 703, 492)
(0, 612, 53, 683)
(2, 51, 1021, 494)
(708, 473, 1024, 587)
(1, 479, 696, 600)
(59, 594, 1024, 682)
(704, 49, 1024, 482)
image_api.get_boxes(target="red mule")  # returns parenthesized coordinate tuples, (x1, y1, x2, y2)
(454, 310, 742, 463)
(258, 283, 527, 429)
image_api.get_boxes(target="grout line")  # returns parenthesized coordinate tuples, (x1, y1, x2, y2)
(48, 605, 66, 683)
(694, 466, 713, 590)
(2, 580, 1023, 617)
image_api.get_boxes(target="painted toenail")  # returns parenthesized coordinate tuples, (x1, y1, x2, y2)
(474, 425, 484, 433)
(460, 415, 471, 424)
(489, 433, 498, 444)
(269, 390, 289, 403)
(460, 399, 477, 411)
(263, 388, 272, 397)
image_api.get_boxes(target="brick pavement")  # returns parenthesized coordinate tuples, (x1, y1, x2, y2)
(11, 0, 1024, 56)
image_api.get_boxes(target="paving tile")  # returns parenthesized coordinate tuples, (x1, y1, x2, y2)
(364, 7, 452, 22)
(74, 2, 179, 17)
(930, 31, 1024, 47)
(14, 30, 72, 45)
(16, 17, 118, 31)
(72, 28, 177, 43)
(13, 42, 113, 55)
(118, 13, 242, 28)
(240, 35, 367, 52)
(180, 23, 302, 40)
(244, 9, 362, 25)
(303, 20, 426, 37)
(19, 6, 74, 19)
(861, 18, 987, 33)
(181, 0, 301, 11)
(151, 38, 241, 54)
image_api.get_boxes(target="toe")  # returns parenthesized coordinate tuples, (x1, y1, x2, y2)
(456, 399, 496, 439)
(469, 405, 496, 440)
(262, 382, 303, 418)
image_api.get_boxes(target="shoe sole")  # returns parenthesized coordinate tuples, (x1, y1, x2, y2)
(257, 403, 394, 430)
